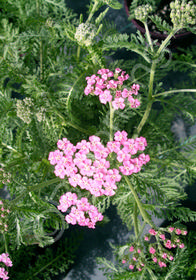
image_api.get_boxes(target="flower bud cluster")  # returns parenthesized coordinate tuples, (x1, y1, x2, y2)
(16, 97, 33, 124)
(75, 23, 97, 47)
(121, 244, 145, 272)
(0, 168, 10, 185)
(35, 107, 46, 122)
(144, 226, 187, 268)
(57, 192, 103, 229)
(48, 131, 150, 197)
(0, 200, 10, 233)
(170, 0, 196, 29)
(16, 98, 46, 124)
(120, 226, 187, 271)
(0, 253, 12, 280)
(134, 5, 153, 22)
(84, 68, 140, 109)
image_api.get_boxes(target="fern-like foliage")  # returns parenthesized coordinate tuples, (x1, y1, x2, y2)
(149, 15, 172, 33)
(8, 234, 80, 280)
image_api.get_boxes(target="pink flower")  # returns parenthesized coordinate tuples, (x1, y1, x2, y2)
(0, 267, 9, 280)
(169, 255, 174, 261)
(159, 234, 166, 240)
(179, 243, 184, 248)
(131, 83, 140, 95)
(65, 213, 77, 225)
(114, 130, 128, 143)
(175, 228, 182, 235)
(129, 246, 134, 252)
(121, 88, 129, 98)
(99, 90, 112, 104)
(115, 68, 122, 74)
(149, 229, 157, 235)
(0, 253, 12, 267)
(149, 247, 156, 254)
(129, 264, 134, 270)
(158, 261, 166, 268)
(54, 165, 66, 179)
(153, 257, 157, 263)
(165, 240, 172, 249)
(138, 267, 142, 271)
(106, 141, 121, 153)
(168, 227, 175, 232)
(123, 139, 138, 155)
(58, 192, 77, 212)
(122, 259, 126, 264)
(116, 150, 131, 163)
(182, 230, 188, 235)
(48, 150, 64, 165)
(68, 173, 82, 187)
(144, 236, 149, 241)
(162, 253, 167, 259)
(112, 97, 125, 110)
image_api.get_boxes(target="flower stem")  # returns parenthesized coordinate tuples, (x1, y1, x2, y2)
(154, 88, 196, 98)
(76, 45, 81, 62)
(3, 233, 8, 253)
(133, 202, 139, 238)
(11, 177, 62, 204)
(134, 59, 156, 136)
(109, 102, 115, 141)
(124, 176, 155, 228)
(156, 29, 177, 56)
(86, 1, 99, 23)
(144, 22, 154, 52)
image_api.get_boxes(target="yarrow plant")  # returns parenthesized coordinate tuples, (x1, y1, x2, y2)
(119, 226, 188, 272)
(0, 0, 196, 279)
(0, 201, 10, 234)
(0, 253, 12, 280)
(49, 125, 150, 227)
(84, 68, 140, 109)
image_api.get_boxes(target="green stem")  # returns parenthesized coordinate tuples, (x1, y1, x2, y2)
(136, 101, 153, 137)
(36, 0, 40, 14)
(124, 176, 155, 228)
(1, 142, 23, 156)
(40, 39, 43, 81)
(133, 202, 139, 238)
(3, 233, 8, 253)
(154, 88, 196, 98)
(76, 45, 81, 62)
(144, 22, 154, 52)
(88, 46, 104, 68)
(135, 60, 156, 136)
(109, 102, 115, 141)
(134, 58, 156, 137)
(157, 29, 177, 56)
(86, 1, 99, 23)
(135, 29, 179, 136)
(11, 177, 61, 204)
(53, 110, 93, 135)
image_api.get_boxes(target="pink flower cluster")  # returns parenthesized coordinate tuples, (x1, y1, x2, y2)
(0, 253, 12, 280)
(48, 131, 150, 197)
(84, 68, 140, 109)
(0, 169, 10, 185)
(57, 192, 103, 228)
(121, 244, 145, 272)
(0, 201, 10, 233)
(121, 225, 187, 271)
(144, 227, 188, 268)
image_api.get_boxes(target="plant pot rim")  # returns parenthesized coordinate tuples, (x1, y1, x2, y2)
(124, 0, 193, 39)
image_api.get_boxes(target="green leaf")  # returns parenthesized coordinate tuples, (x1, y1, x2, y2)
(98, 0, 122, 10)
